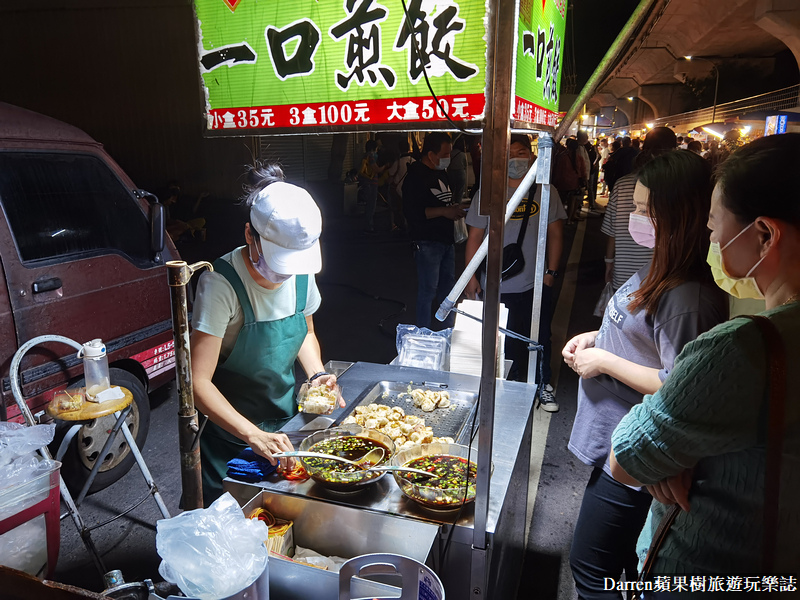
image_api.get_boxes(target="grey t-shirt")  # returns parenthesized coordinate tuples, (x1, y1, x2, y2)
(568, 265, 728, 479)
(465, 184, 566, 294)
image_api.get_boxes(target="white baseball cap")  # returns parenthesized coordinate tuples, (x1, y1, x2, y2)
(250, 182, 322, 274)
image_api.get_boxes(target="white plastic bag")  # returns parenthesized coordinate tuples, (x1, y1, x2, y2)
(157, 492, 268, 600)
(453, 217, 468, 244)
(0, 422, 55, 467)
(593, 282, 615, 318)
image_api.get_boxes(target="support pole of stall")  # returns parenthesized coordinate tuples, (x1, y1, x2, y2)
(470, 0, 517, 596)
(525, 134, 554, 383)
(167, 260, 212, 510)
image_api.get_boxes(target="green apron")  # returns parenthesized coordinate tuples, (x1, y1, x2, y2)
(200, 257, 308, 505)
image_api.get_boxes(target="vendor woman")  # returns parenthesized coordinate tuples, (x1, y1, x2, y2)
(191, 162, 341, 505)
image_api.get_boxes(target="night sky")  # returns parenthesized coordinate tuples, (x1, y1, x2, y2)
(568, 0, 640, 90)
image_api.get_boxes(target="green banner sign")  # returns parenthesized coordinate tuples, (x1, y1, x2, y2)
(195, 0, 488, 132)
(513, 0, 566, 127)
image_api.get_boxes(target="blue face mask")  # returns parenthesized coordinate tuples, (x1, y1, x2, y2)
(250, 244, 291, 284)
(508, 157, 529, 179)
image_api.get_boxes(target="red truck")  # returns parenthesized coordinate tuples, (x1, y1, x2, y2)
(0, 102, 179, 493)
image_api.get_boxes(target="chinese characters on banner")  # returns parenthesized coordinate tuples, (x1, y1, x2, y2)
(514, 0, 566, 127)
(195, 0, 487, 131)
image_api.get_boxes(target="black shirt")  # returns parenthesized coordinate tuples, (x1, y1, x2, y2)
(402, 160, 455, 244)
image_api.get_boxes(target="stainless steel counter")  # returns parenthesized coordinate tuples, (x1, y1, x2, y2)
(224, 361, 535, 598)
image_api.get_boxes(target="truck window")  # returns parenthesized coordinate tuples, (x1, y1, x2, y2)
(0, 152, 152, 266)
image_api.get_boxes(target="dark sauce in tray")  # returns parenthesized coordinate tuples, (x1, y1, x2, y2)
(399, 455, 478, 508)
(304, 436, 390, 478)
(401, 455, 477, 489)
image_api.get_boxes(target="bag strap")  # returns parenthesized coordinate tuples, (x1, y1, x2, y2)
(742, 314, 787, 572)
(638, 313, 786, 583)
(515, 187, 535, 246)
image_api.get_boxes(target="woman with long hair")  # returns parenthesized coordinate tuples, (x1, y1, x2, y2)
(563, 150, 729, 599)
(611, 134, 800, 578)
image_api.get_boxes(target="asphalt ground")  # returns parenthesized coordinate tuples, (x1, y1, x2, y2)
(51, 192, 610, 599)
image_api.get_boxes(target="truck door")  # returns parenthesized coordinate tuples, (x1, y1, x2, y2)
(0, 150, 171, 411)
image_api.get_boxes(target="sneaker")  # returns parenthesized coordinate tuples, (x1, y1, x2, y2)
(538, 384, 559, 412)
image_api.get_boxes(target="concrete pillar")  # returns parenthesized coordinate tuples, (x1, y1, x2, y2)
(637, 84, 692, 119)
(755, 0, 800, 80)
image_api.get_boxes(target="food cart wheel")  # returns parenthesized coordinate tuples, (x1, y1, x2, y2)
(53, 368, 151, 496)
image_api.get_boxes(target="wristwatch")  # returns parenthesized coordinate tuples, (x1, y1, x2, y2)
(545, 269, 559, 278)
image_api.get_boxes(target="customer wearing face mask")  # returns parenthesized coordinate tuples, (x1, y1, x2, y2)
(610, 134, 800, 581)
(563, 151, 728, 599)
(403, 131, 466, 328)
(190, 162, 343, 505)
(464, 134, 566, 410)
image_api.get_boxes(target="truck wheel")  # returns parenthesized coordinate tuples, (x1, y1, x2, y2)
(56, 368, 151, 496)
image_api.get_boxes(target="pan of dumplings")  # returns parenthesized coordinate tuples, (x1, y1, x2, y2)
(338, 381, 477, 453)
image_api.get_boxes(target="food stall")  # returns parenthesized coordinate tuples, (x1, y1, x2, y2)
(162, 0, 658, 598)
(223, 362, 533, 599)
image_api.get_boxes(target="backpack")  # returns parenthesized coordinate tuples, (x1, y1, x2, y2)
(551, 144, 581, 193)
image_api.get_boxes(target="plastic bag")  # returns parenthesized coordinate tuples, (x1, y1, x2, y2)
(453, 217, 468, 244)
(0, 423, 57, 490)
(0, 422, 55, 467)
(395, 325, 452, 370)
(593, 282, 615, 318)
(157, 492, 269, 600)
(395, 325, 452, 355)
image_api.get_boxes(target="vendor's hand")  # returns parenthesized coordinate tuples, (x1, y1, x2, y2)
(310, 373, 346, 408)
(562, 331, 597, 369)
(646, 469, 693, 512)
(464, 276, 482, 300)
(247, 431, 294, 466)
(444, 204, 467, 221)
(544, 273, 555, 288)
(572, 347, 610, 379)
(604, 262, 614, 284)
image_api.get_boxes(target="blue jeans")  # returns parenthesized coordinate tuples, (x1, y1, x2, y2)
(570, 468, 653, 600)
(414, 241, 455, 328)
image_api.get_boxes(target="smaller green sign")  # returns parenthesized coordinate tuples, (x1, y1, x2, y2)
(513, 0, 566, 127)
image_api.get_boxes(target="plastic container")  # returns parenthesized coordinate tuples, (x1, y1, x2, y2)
(296, 382, 338, 415)
(78, 338, 110, 400)
(0, 458, 62, 577)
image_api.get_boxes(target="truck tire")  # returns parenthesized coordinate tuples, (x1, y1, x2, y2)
(55, 368, 151, 496)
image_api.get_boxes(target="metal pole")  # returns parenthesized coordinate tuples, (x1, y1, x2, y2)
(554, 0, 660, 141)
(526, 133, 554, 383)
(167, 260, 212, 510)
(470, 0, 516, 597)
(711, 65, 719, 124)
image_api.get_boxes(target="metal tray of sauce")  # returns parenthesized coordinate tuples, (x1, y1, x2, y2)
(336, 380, 478, 441)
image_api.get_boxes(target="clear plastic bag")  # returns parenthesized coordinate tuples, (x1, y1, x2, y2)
(395, 325, 452, 371)
(157, 492, 269, 600)
(0, 422, 55, 467)
(593, 282, 615, 318)
(453, 217, 468, 244)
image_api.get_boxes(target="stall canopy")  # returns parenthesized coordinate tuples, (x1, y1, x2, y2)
(194, 0, 566, 134)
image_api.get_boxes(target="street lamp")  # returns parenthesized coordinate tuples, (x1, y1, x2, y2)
(685, 56, 719, 124)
